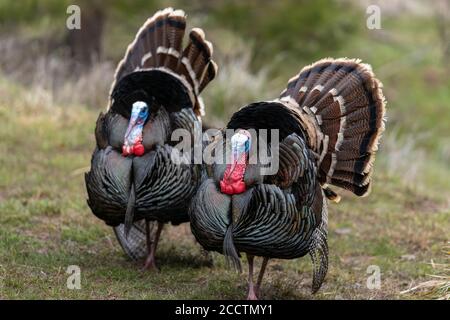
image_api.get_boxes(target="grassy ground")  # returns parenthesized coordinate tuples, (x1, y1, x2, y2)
(0, 74, 448, 300)
(0, 3, 449, 299)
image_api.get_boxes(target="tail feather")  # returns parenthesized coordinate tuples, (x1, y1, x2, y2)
(110, 8, 217, 116)
(178, 28, 213, 95)
(155, 10, 171, 66)
(164, 10, 186, 69)
(199, 60, 218, 93)
(280, 58, 386, 197)
(190, 30, 213, 76)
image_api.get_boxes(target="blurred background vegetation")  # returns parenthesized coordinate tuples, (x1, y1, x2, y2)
(0, 0, 448, 299)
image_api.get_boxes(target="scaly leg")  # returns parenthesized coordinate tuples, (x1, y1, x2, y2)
(142, 221, 164, 271)
(255, 257, 269, 297)
(145, 220, 153, 252)
(246, 254, 258, 300)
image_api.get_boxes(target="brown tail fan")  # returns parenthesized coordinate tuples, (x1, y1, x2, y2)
(280, 58, 386, 196)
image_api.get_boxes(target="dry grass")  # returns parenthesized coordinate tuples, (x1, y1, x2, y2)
(400, 243, 449, 300)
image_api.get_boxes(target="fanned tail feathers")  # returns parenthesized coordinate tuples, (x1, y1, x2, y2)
(280, 58, 386, 197)
(111, 8, 217, 116)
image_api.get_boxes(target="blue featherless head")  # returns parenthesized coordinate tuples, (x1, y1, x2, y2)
(131, 101, 149, 124)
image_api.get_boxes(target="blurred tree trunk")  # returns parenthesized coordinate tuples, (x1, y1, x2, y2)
(66, 1, 104, 67)
(434, 0, 450, 69)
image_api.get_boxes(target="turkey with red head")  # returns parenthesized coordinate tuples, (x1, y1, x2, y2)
(189, 58, 386, 299)
(85, 8, 217, 270)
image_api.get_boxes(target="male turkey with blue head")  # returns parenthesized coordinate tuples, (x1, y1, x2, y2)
(85, 8, 217, 270)
(189, 58, 386, 299)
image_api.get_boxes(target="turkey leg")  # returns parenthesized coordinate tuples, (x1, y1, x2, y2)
(255, 257, 269, 296)
(142, 221, 164, 271)
(246, 254, 258, 300)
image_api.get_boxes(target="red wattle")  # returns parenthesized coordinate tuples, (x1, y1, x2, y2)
(122, 138, 145, 157)
(133, 143, 145, 156)
(220, 181, 233, 194)
(220, 158, 247, 195)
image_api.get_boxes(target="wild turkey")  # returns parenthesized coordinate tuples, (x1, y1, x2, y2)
(85, 8, 217, 269)
(189, 58, 386, 299)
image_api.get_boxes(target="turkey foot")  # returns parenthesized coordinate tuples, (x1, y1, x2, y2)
(246, 254, 258, 300)
(142, 253, 158, 271)
(142, 221, 164, 271)
(247, 286, 258, 300)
